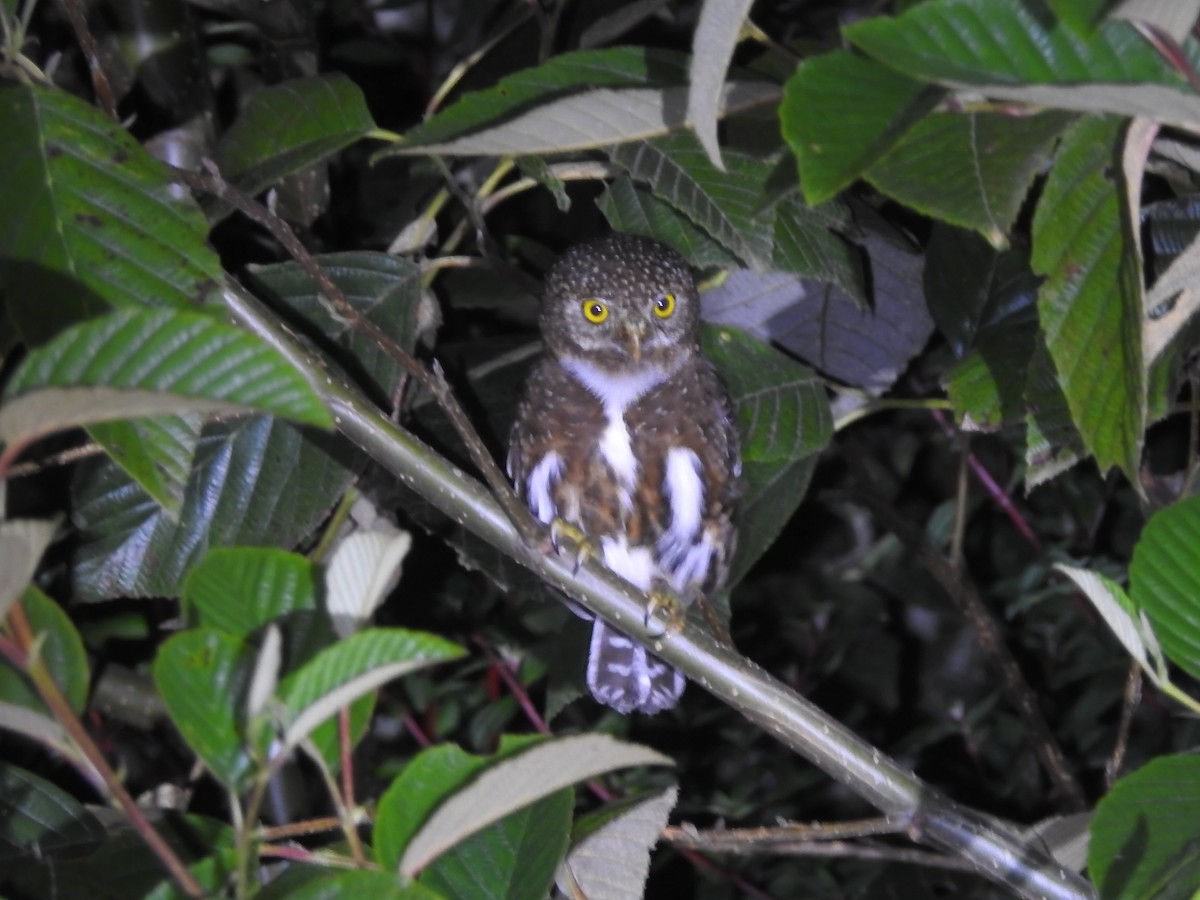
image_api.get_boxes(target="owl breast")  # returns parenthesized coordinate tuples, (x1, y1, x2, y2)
(508, 352, 739, 599)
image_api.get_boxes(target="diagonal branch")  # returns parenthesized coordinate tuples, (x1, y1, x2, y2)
(219, 275, 1094, 900)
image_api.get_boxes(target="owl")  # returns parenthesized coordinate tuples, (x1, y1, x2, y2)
(507, 234, 741, 715)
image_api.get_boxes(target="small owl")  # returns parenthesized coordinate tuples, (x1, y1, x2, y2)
(508, 234, 741, 714)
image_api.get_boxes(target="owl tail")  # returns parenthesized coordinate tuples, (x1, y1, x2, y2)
(586, 619, 685, 714)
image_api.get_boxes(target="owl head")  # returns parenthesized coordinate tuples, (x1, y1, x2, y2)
(541, 234, 699, 370)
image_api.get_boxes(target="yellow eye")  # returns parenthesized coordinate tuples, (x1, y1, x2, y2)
(654, 293, 676, 318)
(582, 299, 608, 323)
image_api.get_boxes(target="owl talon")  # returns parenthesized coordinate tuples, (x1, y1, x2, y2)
(645, 588, 686, 637)
(549, 518, 598, 574)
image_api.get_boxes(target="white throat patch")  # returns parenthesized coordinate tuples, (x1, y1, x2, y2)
(561, 357, 677, 498)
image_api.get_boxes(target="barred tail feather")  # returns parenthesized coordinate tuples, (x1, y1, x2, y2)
(586, 620, 685, 714)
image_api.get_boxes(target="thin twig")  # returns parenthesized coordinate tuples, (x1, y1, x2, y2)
(1106, 661, 1142, 790)
(836, 488, 1088, 812)
(7, 602, 205, 897)
(172, 164, 539, 549)
(57, 0, 117, 119)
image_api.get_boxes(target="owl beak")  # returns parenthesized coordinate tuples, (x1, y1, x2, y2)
(619, 322, 646, 362)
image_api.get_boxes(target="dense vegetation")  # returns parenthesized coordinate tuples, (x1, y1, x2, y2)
(2, 0, 1200, 897)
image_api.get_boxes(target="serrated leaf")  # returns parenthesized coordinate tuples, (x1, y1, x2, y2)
(1089, 755, 1200, 899)
(248, 251, 423, 403)
(325, 528, 413, 637)
(597, 176, 738, 269)
(153, 628, 256, 790)
(707, 326, 831, 582)
(0, 763, 105, 863)
(398, 735, 671, 875)
(0, 308, 332, 448)
(1130, 495, 1200, 680)
(1032, 116, 1144, 479)
(87, 415, 204, 520)
(1055, 563, 1157, 683)
(702, 327, 831, 464)
(391, 47, 690, 150)
(381, 82, 778, 157)
(182, 547, 318, 638)
(687, 0, 754, 169)
(0, 84, 224, 344)
(0, 518, 58, 620)
(278, 628, 465, 754)
(866, 111, 1072, 246)
(556, 787, 677, 900)
(214, 74, 376, 200)
(609, 132, 862, 297)
(847, 1, 1200, 129)
(71, 415, 358, 602)
(780, 49, 941, 205)
(1024, 338, 1087, 487)
(420, 790, 572, 898)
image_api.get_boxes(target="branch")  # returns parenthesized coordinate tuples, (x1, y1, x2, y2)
(219, 277, 1095, 900)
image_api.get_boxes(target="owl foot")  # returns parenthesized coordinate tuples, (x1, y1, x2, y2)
(645, 587, 687, 637)
(548, 518, 598, 575)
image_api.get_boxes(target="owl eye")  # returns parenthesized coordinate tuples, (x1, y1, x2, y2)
(653, 293, 676, 318)
(582, 299, 609, 323)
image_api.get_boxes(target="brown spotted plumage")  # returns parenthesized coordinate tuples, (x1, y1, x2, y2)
(508, 234, 740, 714)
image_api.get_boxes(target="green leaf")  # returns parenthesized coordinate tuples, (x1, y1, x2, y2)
(847, 0, 1190, 87)
(1055, 563, 1160, 685)
(248, 251, 424, 403)
(703, 327, 831, 465)
(0, 308, 333, 449)
(153, 628, 256, 790)
(556, 787, 678, 899)
(87, 415, 203, 520)
(398, 734, 671, 875)
(384, 47, 689, 151)
(1130, 496, 1200, 680)
(0, 84, 225, 344)
(183, 547, 318, 638)
(597, 176, 738, 269)
(71, 415, 358, 601)
(702, 326, 831, 583)
(609, 132, 862, 298)
(277, 628, 465, 755)
(375, 742, 510, 873)
(0, 763, 105, 863)
(780, 49, 941, 205)
(1031, 116, 1144, 479)
(1089, 755, 1200, 899)
(846, 0, 1200, 128)
(866, 111, 1072, 246)
(420, 790, 572, 898)
(0, 587, 90, 714)
(214, 74, 377, 200)
(255, 867, 440, 900)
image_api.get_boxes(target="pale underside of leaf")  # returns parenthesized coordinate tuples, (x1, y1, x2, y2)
(399, 735, 673, 876)
(386, 82, 778, 157)
(326, 528, 414, 638)
(0, 387, 259, 449)
(687, 0, 755, 170)
(0, 518, 60, 620)
(1054, 563, 1158, 685)
(556, 787, 678, 900)
(283, 658, 438, 754)
(1112, 0, 1200, 42)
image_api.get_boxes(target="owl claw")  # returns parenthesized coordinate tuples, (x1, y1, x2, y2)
(549, 518, 598, 574)
(645, 588, 686, 637)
